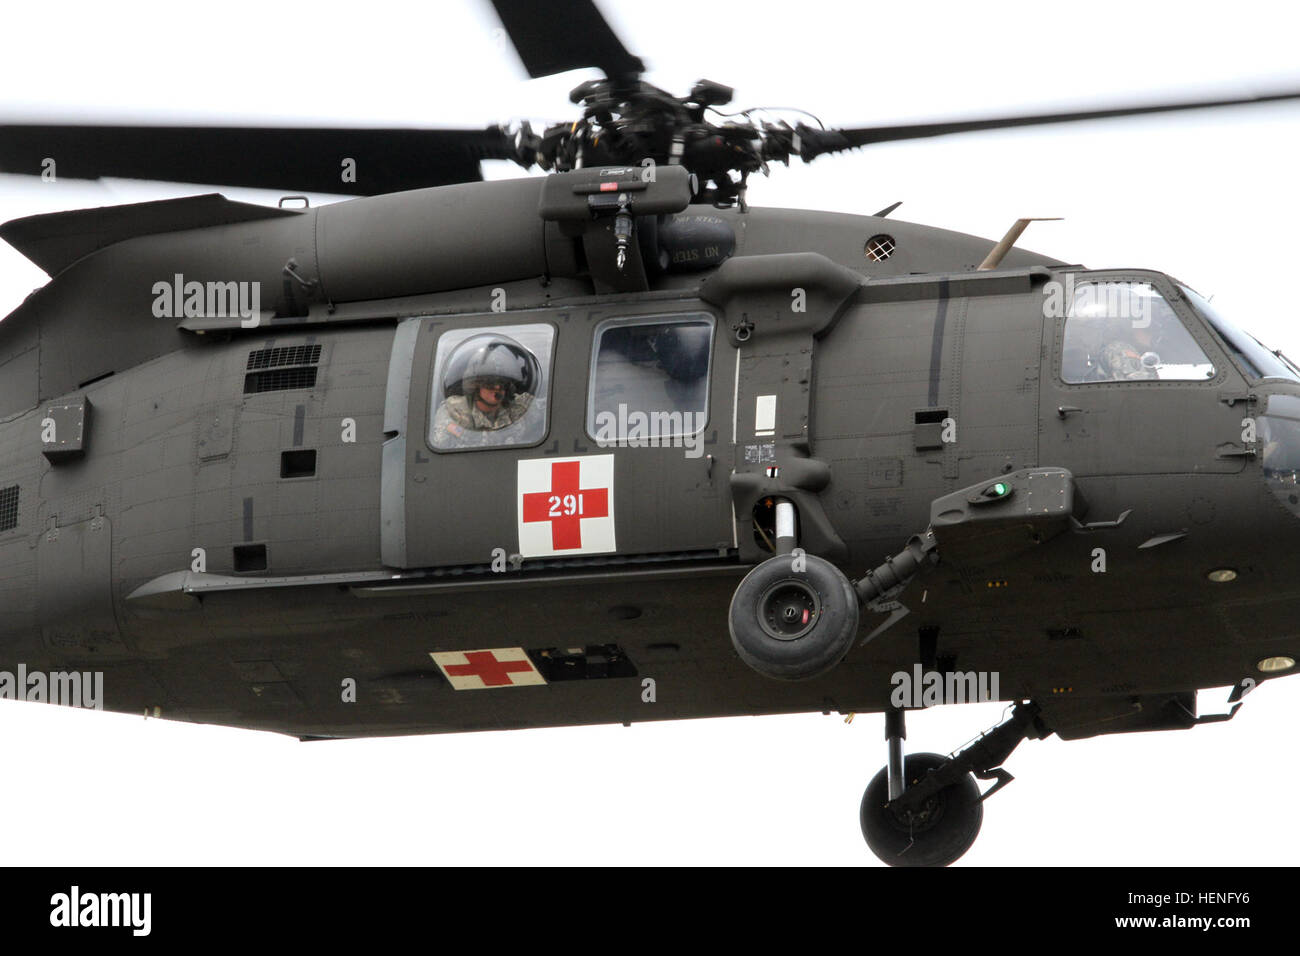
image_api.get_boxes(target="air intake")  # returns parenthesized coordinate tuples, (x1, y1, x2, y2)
(244, 344, 321, 394)
(247, 345, 321, 370)
(0, 485, 17, 531)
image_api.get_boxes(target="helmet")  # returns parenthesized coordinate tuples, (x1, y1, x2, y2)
(441, 334, 541, 399)
(1103, 314, 1154, 345)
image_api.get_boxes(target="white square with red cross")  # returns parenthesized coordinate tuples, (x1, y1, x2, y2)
(517, 454, 616, 558)
(430, 648, 547, 690)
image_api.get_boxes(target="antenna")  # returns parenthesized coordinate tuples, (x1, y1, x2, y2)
(977, 217, 1062, 271)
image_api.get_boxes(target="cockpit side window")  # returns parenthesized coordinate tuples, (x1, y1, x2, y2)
(1060, 280, 1215, 384)
(428, 324, 554, 451)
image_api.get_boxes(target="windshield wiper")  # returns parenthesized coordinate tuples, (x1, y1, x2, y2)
(1269, 345, 1300, 378)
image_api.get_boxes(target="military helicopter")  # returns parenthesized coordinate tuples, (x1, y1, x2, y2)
(3, 0, 1300, 867)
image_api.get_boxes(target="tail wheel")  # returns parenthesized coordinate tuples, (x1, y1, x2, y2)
(727, 553, 859, 681)
(860, 752, 983, 867)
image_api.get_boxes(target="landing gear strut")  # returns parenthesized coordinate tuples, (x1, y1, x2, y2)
(860, 702, 1043, 866)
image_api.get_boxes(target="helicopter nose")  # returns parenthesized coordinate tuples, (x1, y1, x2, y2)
(1258, 396, 1300, 519)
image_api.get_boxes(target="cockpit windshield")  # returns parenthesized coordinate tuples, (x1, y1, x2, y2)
(1181, 285, 1300, 383)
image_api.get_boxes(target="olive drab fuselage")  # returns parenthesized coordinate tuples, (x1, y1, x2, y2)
(0, 169, 1297, 742)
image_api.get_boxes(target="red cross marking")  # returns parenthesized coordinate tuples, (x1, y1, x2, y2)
(444, 651, 535, 687)
(521, 461, 610, 550)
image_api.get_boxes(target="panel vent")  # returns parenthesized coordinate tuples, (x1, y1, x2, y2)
(280, 449, 317, 478)
(247, 345, 321, 371)
(0, 485, 17, 531)
(245, 367, 317, 394)
(244, 345, 321, 394)
(233, 543, 268, 573)
(913, 408, 949, 452)
(865, 234, 896, 261)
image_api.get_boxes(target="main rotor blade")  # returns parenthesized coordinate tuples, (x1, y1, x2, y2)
(488, 0, 644, 79)
(799, 88, 1300, 160)
(0, 124, 515, 195)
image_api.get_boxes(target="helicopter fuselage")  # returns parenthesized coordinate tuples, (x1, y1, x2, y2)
(1, 171, 1297, 741)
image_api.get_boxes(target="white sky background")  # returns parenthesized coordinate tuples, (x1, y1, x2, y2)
(1, 0, 1299, 866)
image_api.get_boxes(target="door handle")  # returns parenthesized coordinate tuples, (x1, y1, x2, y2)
(1216, 442, 1257, 459)
(1056, 405, 1082, 419)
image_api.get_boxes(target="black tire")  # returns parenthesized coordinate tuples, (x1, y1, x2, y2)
(860, 752, 983, 867)
(727, 553, 859, 681)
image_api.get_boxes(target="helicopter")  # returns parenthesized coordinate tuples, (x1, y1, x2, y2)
(3, 0, 1300, 867)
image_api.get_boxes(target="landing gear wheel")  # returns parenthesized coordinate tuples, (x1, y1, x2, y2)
(728, 553, 859, 680)
(860, 752, 983, 867)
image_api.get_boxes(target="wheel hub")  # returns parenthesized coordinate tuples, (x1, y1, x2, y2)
(889, 792, 945, 833)
(757, 580, 821, 640)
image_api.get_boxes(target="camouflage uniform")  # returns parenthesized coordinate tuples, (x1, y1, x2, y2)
(1098, 340, 1157, 381)
(431, 392, 540, 447)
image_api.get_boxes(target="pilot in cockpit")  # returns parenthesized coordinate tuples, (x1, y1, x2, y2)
(1095, 316, 1159, 381)
(431, 334, 542, 447)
